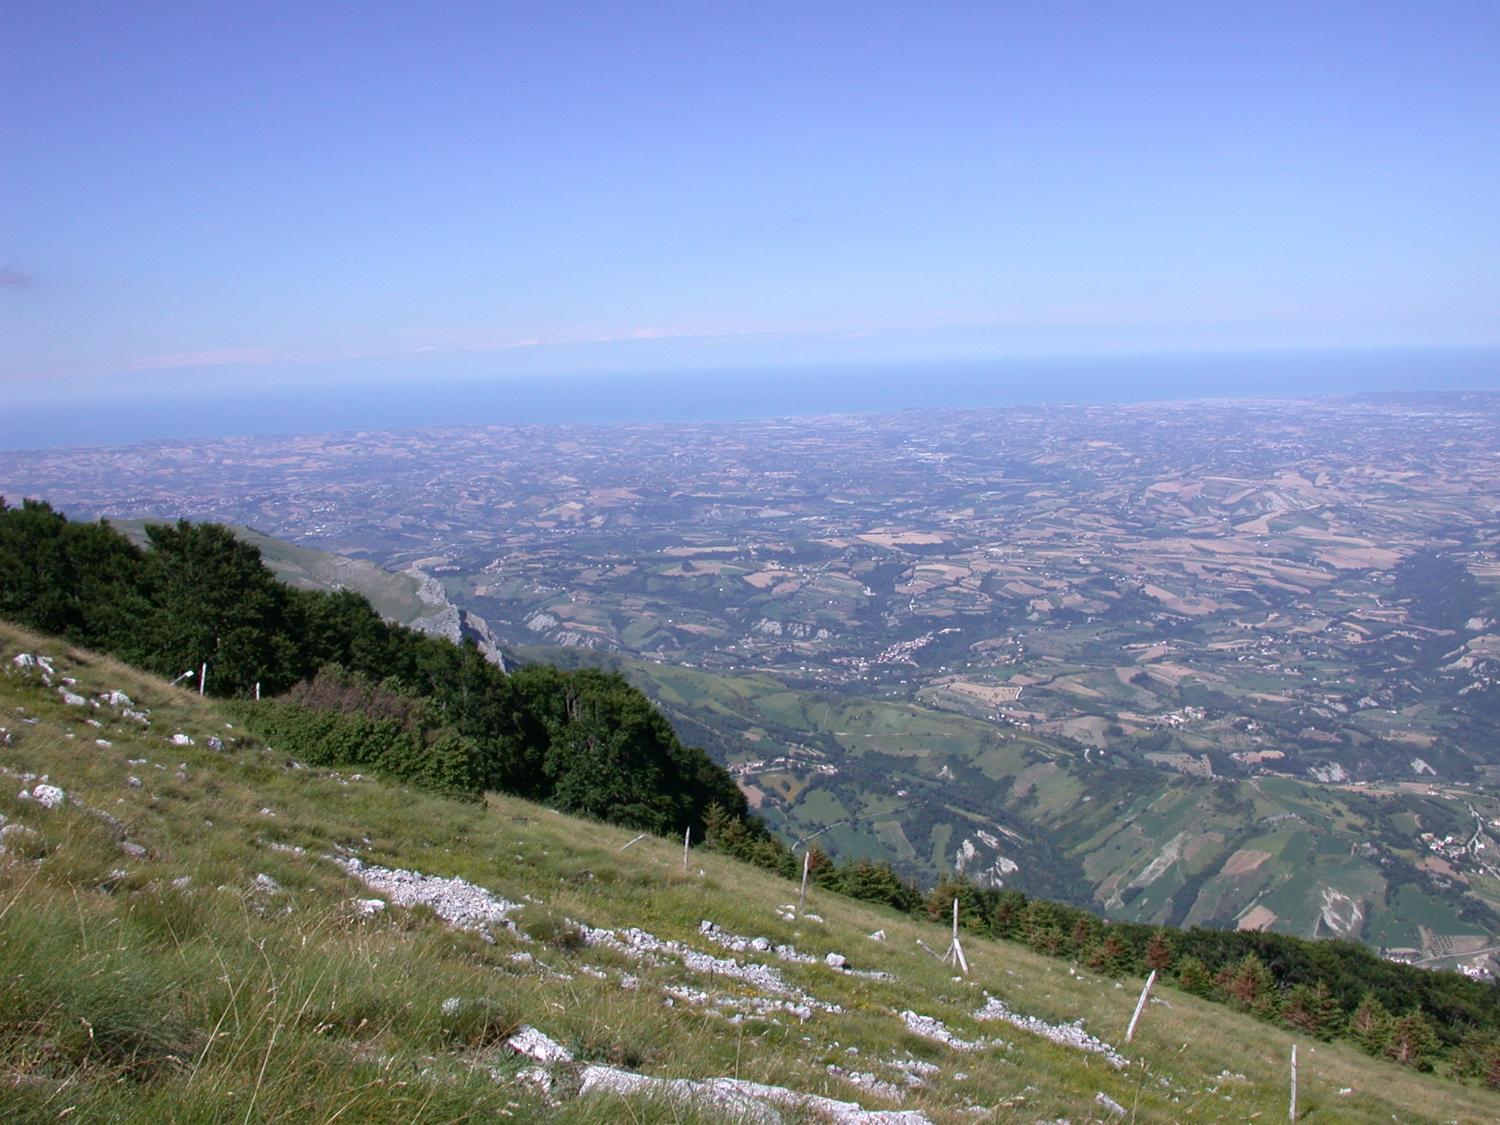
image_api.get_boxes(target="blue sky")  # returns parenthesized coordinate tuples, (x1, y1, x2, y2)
(3, 1, 1498, 401)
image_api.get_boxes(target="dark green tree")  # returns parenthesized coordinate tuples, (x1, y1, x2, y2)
(1386, 1008, 1441, 1069)
(136, 520, 298, 695)
(1215, 952, 1277, 1017)
(1350, 993, 1393, 1055)
(1281, 981, 1342, 1039)
(1176, 956, 1213, 998)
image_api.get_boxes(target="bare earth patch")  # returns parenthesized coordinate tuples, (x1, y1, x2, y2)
(1237, 905, 1278, 932)
(1221, 849, 1272, 877)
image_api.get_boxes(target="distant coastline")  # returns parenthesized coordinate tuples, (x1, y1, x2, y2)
(3, 345, 1497, 452)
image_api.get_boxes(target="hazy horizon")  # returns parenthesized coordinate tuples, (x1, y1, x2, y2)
(2, 343, 1497, 453)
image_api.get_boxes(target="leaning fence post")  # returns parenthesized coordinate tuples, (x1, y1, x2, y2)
(683, 828, 691, 873)
(797, 849, 811, 914)
(1125, 969, 1157, 1043)
(199, 661, 208, 696)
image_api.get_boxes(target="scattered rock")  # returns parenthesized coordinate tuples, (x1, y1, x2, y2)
(102, 691, 133, 708)
(170, 733, 194, 746)
(60, 691, 88, 707)
(827, 1065, 904, 1101)
(825, 952, 849, 970)
(11, 655, 57, 688)
(885, 1057, 939, 1087)
(973, 995, 1127, 1068)
(0, 822, 39, 851)
(206, 736, 224, 751)
(899, 1011, 991, 1052)
(579, 1064, 933, 1124)
(126, 776, 142, 788)
(120, 841, 147, 858)
(1095, 1091, 1127, 1118)
(868, 930, 887, 942)
(335, 856, 521, 938)
(514, 1065, 554, 1097)
(506, 1025, 573, 1064)
(352, 898, 386, 916)
(254, 873, 282, 893)
(31, 784, 66, 809)
(172, 876, 193, 889)
(583, 922, 839, 1019)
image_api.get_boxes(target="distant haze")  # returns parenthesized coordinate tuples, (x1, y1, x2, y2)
(2, 346, 1497, 452)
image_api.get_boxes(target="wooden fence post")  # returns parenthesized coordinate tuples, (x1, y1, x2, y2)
(1125, 969, 1157, 1043)
(944, 897, 969, 974)
(1289, 1043, 1298, 1121)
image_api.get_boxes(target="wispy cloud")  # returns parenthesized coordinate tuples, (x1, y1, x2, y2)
(0, 266, 32, 288)
(126, 347, 280, 371)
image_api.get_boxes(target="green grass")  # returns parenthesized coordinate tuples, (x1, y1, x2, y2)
(3, 621, 1499, 1122)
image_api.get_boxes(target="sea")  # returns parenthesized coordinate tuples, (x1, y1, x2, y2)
(3, 346, 1498, 452)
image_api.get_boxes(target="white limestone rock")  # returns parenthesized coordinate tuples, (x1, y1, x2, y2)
(578, 1064, 933, 1124)
(506, 1025, 573, 1064)
(973, 994, 1126, 1068)
(334, 856, 521, 938)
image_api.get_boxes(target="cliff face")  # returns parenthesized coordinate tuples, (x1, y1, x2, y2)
(401, 565, 507, 669)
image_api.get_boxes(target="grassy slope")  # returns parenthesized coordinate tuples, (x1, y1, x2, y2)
(3, 620, 1497, 1123)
